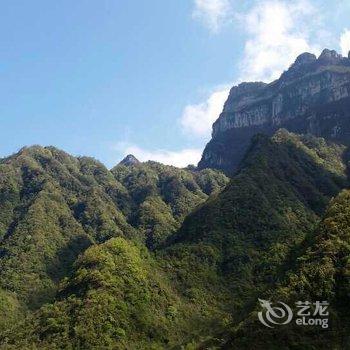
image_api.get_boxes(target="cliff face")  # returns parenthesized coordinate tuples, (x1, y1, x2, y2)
(198, 49, 350, 173)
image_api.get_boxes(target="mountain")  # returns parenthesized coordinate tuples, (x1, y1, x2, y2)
(2, 130, 348, 349)
(198, 49, 350, 174)
(0, 146, 228, 313)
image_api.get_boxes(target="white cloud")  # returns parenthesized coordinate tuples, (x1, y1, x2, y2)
(193, 0, 231, 32)
(239, 0, 321, 82)
(183, 0, 325, 143)
(115, 142, 202, 168)
(340, 29, 350, 57)
(180, 87, 230, 138)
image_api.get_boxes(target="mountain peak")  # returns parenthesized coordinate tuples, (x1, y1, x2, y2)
(318, 48, 342, 61)
(119, 154, 140, 166)
(294, 52, 317, 65)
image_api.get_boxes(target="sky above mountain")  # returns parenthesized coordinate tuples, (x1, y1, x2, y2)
(1, 0, 350, 167)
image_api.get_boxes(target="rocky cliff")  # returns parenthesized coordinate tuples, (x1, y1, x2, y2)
(198, 49, 350, 173)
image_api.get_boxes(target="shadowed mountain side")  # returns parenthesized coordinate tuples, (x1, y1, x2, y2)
(211, 189, 350, 350)
(162, 130, 348, 314)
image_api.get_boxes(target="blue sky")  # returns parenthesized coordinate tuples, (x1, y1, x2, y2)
(1, 0, 350, 167)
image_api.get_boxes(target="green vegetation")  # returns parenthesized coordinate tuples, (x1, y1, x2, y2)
(166, 130, 347, 309)
(112, 161, 229, 248)
(0, 146, 227, 309)
(218, 188, 350, 349)
(0, 130, 349, 349)
(16, 237, 202, 349)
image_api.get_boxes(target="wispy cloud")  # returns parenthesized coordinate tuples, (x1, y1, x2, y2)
(340, 29, 350, 57)
(238, 0, 321, 82)
(192, 0, 231, 32)
(192, 0, 329, 82)
(114, 142, 202, 168)
(184, 0, 325, 146)
(180, 86, 230, 138)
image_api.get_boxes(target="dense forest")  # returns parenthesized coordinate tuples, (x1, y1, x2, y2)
(0, 129, 349, 349)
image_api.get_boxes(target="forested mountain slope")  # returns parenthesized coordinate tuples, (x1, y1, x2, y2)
(1, 130, 348, 349)
(112, 160, 228, 248)
(0, 146, 227, 315)
(214, 188, 350, 349)
(163, 129, 348, 315)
